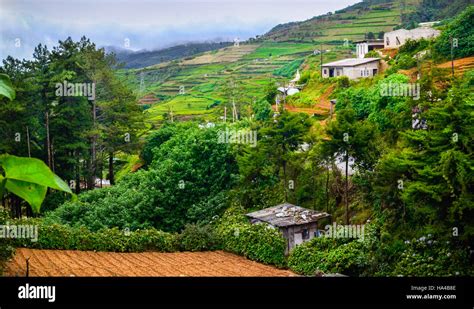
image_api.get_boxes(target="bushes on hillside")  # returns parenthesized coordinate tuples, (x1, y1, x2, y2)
(389, 236, 472, 277)
(288, 233, 371, 276)
(434, 6, 474, 59)
(288, 222, 473, 277)
(11, 218, 179, 253)
(215, 207, 287, 267)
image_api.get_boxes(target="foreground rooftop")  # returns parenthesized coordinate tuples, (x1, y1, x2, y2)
(246, 203, 330, 227)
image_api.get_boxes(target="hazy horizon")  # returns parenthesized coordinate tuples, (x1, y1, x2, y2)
(0, 0, 360, 60)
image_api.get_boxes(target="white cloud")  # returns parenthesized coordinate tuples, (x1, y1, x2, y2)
(0, 0, 359, 60)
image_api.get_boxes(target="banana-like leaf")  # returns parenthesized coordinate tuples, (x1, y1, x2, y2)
(0, 73, 15, 100)
(0, 154, 72, 194)
(0, 154, 74, 213)
(4, 179, 47, 213)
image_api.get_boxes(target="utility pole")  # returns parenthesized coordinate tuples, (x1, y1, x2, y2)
(450, 36, 456, 77)
(320, 42, 323, 76)
(232, 98, 237, 122)
(345, 151, 349, 225)
(224, 106, 227, 122)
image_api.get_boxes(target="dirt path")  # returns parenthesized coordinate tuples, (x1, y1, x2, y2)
(4, 248, 296, 277)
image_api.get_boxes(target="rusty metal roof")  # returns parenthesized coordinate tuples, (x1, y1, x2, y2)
(246, 203, 330, 227)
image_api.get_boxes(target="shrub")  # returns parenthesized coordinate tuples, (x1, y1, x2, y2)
(11, 218, 179, 253)
(299, 71, 311, 84)
(395, 54, 417, 70)
(389, 236, 473, 277)
(364, 50, 379, 58)
(178, 224, 219, 251)
(288, 225, 378, 276)
(434, 6, 474, 60)
(336, 76, 350, 89)
(288, 236, 369, 276)
(215, 207, 287, 267)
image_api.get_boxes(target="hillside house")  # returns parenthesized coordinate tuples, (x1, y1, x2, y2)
(246, 203, 330, 254)
(355, 39, 384, 58)
(322, 58, 380, 79)
(384, 27, 440, 49)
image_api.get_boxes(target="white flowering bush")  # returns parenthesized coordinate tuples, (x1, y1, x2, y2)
(391, 234, 472, 277)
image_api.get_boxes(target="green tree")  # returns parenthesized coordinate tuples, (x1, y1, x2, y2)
(259, 111, 311, 202)
(322, 107, 379, 224)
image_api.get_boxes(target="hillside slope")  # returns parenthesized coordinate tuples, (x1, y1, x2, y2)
(262, 0, 420, 43)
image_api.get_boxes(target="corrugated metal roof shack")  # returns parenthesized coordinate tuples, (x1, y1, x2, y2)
(246, 203, 331, 254)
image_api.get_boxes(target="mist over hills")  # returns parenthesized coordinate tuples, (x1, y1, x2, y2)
(105, 41, 233, 69)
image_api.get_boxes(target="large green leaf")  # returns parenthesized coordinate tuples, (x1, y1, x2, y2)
(4, 179, 48, 213)
(0, 73, 15, 101)
(0, 155, 74, 213)
(0, 154, 72, 193)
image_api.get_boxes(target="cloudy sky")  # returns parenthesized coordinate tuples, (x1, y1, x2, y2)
(0, 0, 359, 60)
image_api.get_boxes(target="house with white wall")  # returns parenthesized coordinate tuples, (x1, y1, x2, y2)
(322, 58, 380, 80)
(384, 27, 440, 49)
(355, 39, 384, 58)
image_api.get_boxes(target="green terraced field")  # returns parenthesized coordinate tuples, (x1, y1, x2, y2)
(116, 0, 419, 124)
(118, 41, 325, 123)
(263, 0, 420, 42)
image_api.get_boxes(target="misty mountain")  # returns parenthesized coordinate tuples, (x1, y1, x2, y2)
(105, 42, 233, 69)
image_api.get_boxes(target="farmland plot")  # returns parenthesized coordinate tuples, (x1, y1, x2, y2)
(5, 248, 296, 277)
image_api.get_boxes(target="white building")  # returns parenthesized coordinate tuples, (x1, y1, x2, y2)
(384, 27, 440, 49)
(355, 39, 384, 59)
(322, 58, 380, 80)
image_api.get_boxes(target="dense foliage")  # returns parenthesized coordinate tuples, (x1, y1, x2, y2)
(434, 6, 474, 59)
(215, 207, 287, 267)
(10, 218, 178, 252)
(0, 209, 15, 275)
(45, 123, 237, 232)
(288, 222, 472, 277)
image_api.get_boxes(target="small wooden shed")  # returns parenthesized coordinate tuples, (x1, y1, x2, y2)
(246, 203, 330, 254)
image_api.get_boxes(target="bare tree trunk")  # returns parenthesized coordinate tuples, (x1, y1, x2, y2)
(26, 126, 31, 157)
(75, 154, 81, 194)
(326, 163, 330, 213)
(345, 153, 349, 225)
(50, 142, 55, 173)
(108, 152, 115, 185)
(89, 99, 97, 189)
(45, 111, 52, 168)
(283, 160, 288, 202)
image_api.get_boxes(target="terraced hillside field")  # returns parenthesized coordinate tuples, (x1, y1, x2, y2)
(118, 42, 351, 123)
(5, 248, 296, 277)
(264, 0, 420, 42)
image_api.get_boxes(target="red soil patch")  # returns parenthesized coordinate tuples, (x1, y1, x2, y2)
(379, 48, 398, 59)
(5, 248, 296, 277)
(271, 85, 334, 117)
(437, 56, 474, 75)
(399, 56, 474, 81)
